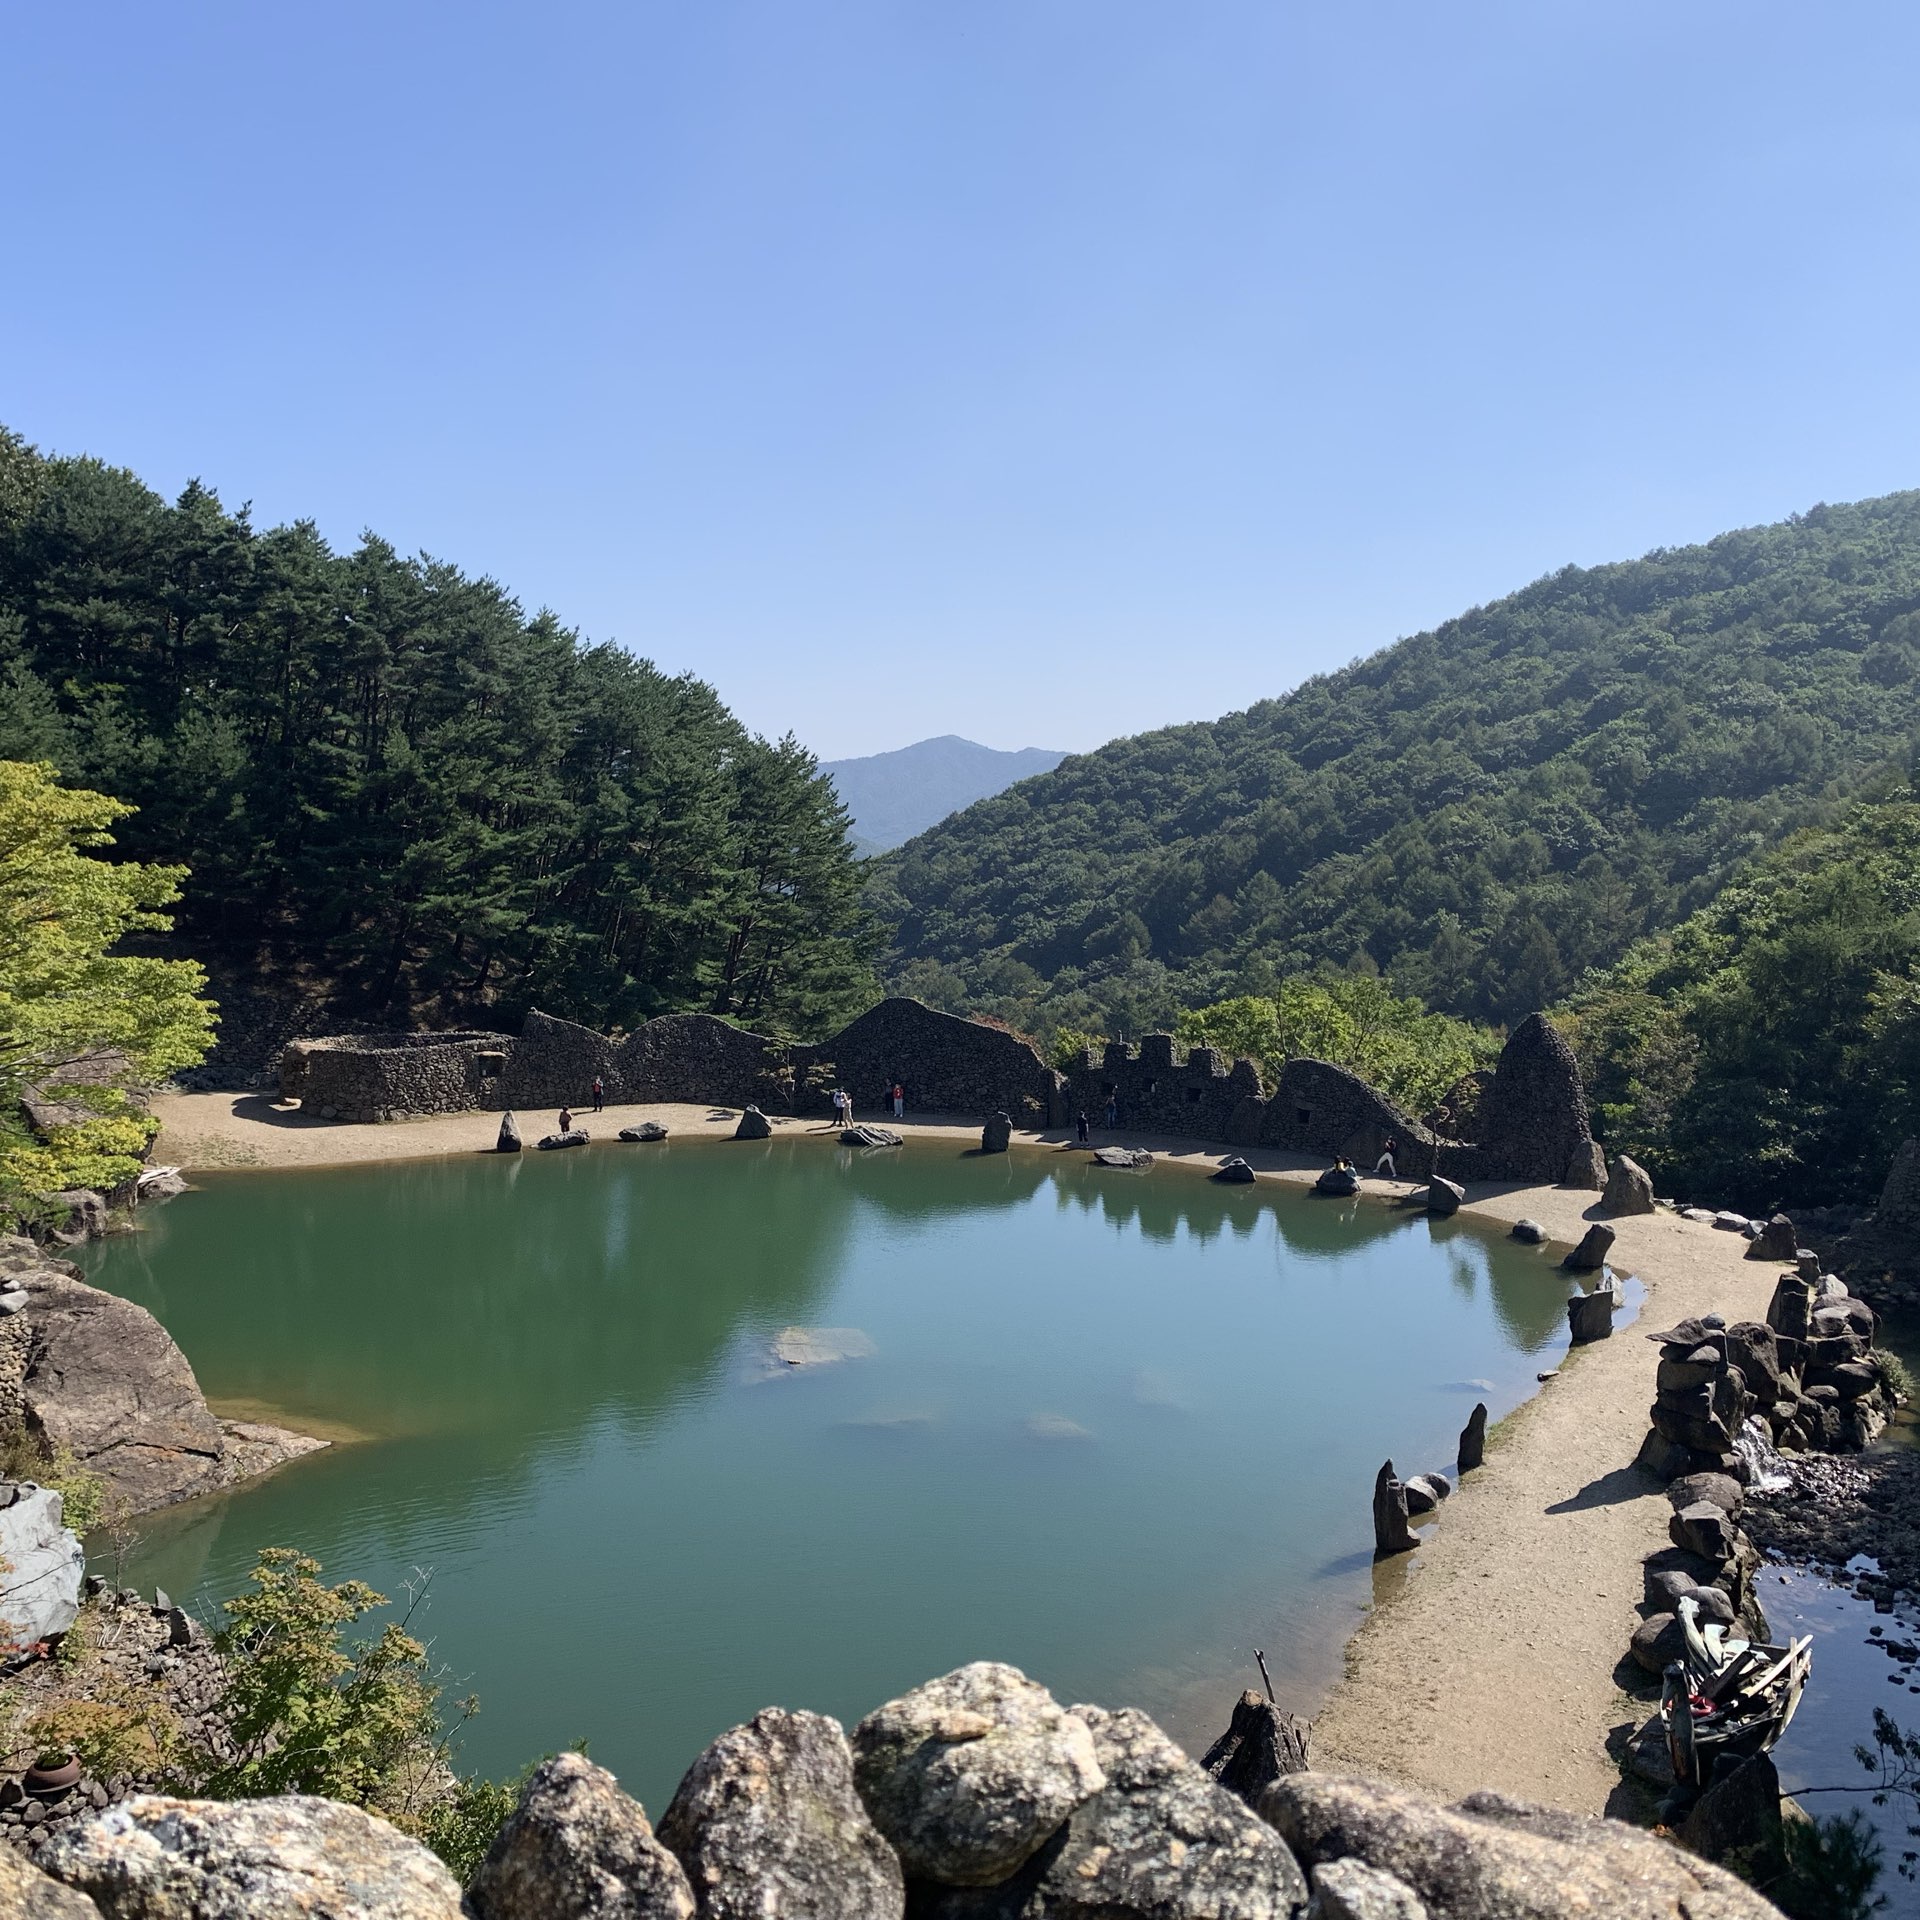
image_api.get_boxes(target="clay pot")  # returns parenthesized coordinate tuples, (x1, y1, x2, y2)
(24, 1754, 81, 1797)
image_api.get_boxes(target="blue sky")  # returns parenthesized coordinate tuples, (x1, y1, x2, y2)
(7, 3, 1920, 760)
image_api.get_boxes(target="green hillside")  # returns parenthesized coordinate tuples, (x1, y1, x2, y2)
(868, 492, 1920, 1035)
(0, 429, 876, 1036)
(1564, 782, 1920, 1213)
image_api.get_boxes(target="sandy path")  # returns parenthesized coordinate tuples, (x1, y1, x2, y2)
(146, 1092, 1778, 1813)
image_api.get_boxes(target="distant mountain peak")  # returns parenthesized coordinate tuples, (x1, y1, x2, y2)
(821, 736, 1068, 853)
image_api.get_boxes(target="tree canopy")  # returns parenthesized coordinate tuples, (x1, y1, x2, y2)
(0, 428, 876, 1038)
(869, 491, 1920, 1037)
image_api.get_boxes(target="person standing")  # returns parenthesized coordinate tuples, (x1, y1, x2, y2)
(558, 1106, 574, 1134)
(835, 1087, 850, 1127)
(1374, 1136, 1399, 1179)
(591, 1075, 604, 1114)
(1076, 1109, 1090, 1144)
(891, 1081, 905, 1120)
(1104, 1093, 1118, 1130)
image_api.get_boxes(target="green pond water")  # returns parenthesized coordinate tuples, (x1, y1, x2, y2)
(81, 1138, 1594, 1811)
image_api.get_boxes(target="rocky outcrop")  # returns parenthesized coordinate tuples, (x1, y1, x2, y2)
(40, 1793, 466, 1918)
(851, 1664, 1105, 1886)
(0, 1843, 100, 1917)
(0, 1486, 84, 1646)
(0, 1238, 323, 1520)
(657, 1708, 901, 1918)
(1261, 1774, 1779, 1920)
(470, 1753, 694, 1920)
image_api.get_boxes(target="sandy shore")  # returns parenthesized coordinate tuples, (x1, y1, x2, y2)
(147, 1091, 1775, 1815)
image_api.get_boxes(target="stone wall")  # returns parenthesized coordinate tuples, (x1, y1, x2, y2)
(1446, 1013, 1597, 1186)
(278, 1032, 506, 1125)
(1061, 1036, 1262, 1142)
(1257, 1059, 1442, 1179)
(800, 1000, 1063, 1126)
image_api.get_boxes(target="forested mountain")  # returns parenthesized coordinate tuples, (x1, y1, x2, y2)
(1564, 781, 1920, 1213)
(868, 492, 1920, 1036)
(821, 736, 1066, 854)
(0, 429, 876, 1036)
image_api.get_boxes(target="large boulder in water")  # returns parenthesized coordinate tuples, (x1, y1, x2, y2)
(1561, 1223, 1615, 1272)
(1313, 1167, 1359, 1197)
(982, 1111, 1013, 1154)
(538, 1129, 590, 1150)
(471, 1753, 694, 1920)
(658, 1707, 903, 1919)
(734, 1107, 772, 1141)
(1259, 1773, 1781, 1920)
(1212, 1157, 1256, 1185)
(496, 1111, 523, 1152)
(851, 1662, 1105, 1886)
(44, 1793, 468, 1919)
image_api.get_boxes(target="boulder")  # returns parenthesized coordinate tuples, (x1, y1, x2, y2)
(920, 1705, 1306, 1919)
(1307, 1859, 1428, 1920)
(1712, 1211, 1749, 1233)
(1745, 1213, 1796, 1262)
(46, 1190, 108, 1247)
(1807, 1360, 1880, 1400)
(658, 1708, 901, 1919)
(471, 1753, 693, 1920)
(1631, 1427, 1696, 1482)
(1721, 1324, 1780, 1406)
(982, 1112, 1013, 1154)
(495, 1111, 522, 1153)
(0, 1844, 98, 1917)
(1371, 1461, 1419, 1556)
(1565, 1288, 1615, 1345)
(1601, 1155, 1655, 1216)
(1666, 1472, 1743, 1518)
(1562, 1141, 1607, 1191)
(1764, 1276, 1813, 1341)
(734, 1108, 772, 1141)
(1402, 1473, 1451, 1514)
(1669, 1501, 1737, 1563)
(845, 1125, 905, 1149)
(1094, 1148, 1153, 1170)
(1630, 1612, 1689, 1674)
(1313, 1167, 1359, 1197)
(1509, 1219, 1545, 1245)
(0, 1485, 84, 1646)
(1422, 1179, 1463, 1217)
(1560, 1223, 1615, 1273)
(1260, 1775, 1778, 1920)
(1678, 1752, 1784, 1881)
(619, 1123, 670, 1143)
(1200, 1693, 1310, 1810)
(43, 1793, 466, 1918)
(6, 1244, 229, 1515)
(538, 1129, 591, 1150)
(1655, 1347, 1722, 1393)
(1457, 1403, 1488, 1474)
(850, 1662, 1105, 1885)
(1212, 1157, 1256, 1185)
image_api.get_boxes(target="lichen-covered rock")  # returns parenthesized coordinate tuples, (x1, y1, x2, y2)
(1307, 1857, 1427, 1920)
(657, 1707, 901, 1919)
(41, 1793, 465, 1919)
(0, 1841, 102, 1917)
(918, 1707, 1306, 1919)
(851, 1662, 1104, 1886)
(1261, 1774, 1781, 1919)
(470, 1753, 695, 1920)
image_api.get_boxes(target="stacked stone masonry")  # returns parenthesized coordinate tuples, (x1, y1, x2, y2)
(277, 998, 1600, 1185)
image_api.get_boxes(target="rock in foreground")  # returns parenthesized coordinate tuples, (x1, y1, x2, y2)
(658, 1707, 902, 1918)
(470, 1753, 694, 1920)
(42, 1794, 466, 1919)
(1261, 1773, 1780, 1919)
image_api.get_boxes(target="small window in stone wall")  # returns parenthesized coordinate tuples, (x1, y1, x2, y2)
(1187, 1086, 1203, 1104)
(1144, 1079, 1157, 1095)
(1102, 1082, 1115, 1096)
(1296, 1108, 1312, 1127)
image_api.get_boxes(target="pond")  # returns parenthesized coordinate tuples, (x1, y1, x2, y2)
(81, 1137, 1583, 1811)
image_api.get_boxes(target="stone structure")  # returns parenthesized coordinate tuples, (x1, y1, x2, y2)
(274, 999, 1603, 1187)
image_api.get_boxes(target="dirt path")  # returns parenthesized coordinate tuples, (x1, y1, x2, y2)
(146, 1091, 1779, 1814)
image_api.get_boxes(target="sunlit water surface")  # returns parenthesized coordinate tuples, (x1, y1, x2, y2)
(82, 1138, 1584, 1809)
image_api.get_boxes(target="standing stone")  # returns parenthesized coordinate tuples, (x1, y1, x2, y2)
(1600, 1155, 1654, 1217)
(44, 1794, 467, 1919)
(1566, 1288, 1616, 1345)
(1201, 1692, 1311, 1809)
(470, 1753, 695, 1920)
(658, 1708, 902, 1920)
(1765, 1275, 1813, 1341)
(1472, 1015, 1596, 1186)
(1562, 1141, 1608, 1191)
(1372, 1460, 1419, 1556)
(496, 1111, 523, 1153)
(1458, 1403, 1488, 1473)
(1423, 1178, 1464, 1217)
(1745, 1213, 1796, 1261)
(982, 1112, 1013, 1154)
(1561, 1223, 1616, 1272)
(734, 1107, 772, 1141)
(850, 1662, 1105, 1886)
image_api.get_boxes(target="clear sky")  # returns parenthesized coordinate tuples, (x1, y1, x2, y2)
(7, 3, 1919, 760)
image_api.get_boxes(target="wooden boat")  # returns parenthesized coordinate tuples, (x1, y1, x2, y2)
(1660, 1594, 1811, 1788)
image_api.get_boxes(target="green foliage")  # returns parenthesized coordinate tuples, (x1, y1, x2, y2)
(1175, 976, 1498, 1113)
(420, 1771, 523, 1886)
(0, 428, 876, 1037)
(1563, 786, 1920, 1209)
(0, 1424, 107, 1536)
(0, 759, 214, 1211)
(1048, 1026, 1104, 1071)
(869, 492, 1920, 1033)
(1778, 1810, 1887, 1918)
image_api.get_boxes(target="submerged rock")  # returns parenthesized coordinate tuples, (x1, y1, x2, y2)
(1260, 1774, 1780, 1920)
(983, 1112, 1013, 1154)
(770, 1327, 876, 1370)
(619, 1122, 670, 1142)
(1212, 1157, 1256, 1185)
(658, 1707, 902, 1919)
(44, 1793, 467, 1919)
(1422, 1178, 1463, 1217)
(851, 1662, 1105, 1886)
(470, 1753, 694, 1920)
